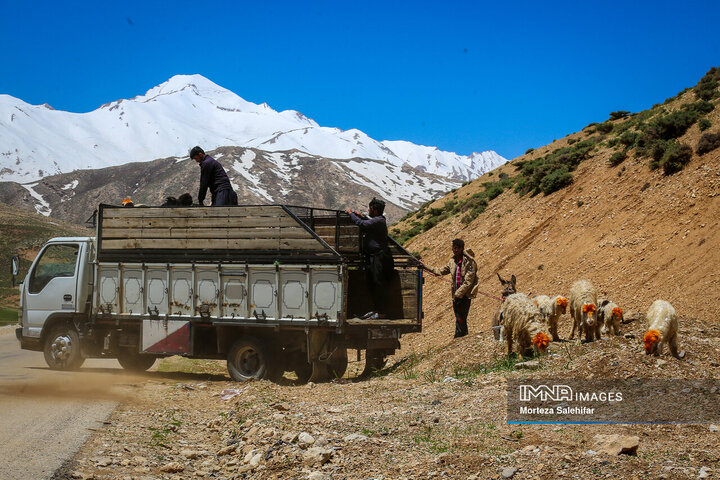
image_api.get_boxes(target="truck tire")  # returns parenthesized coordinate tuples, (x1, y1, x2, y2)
(43, 325, 85, 370)
(294, 362, 313, 384)
(327, 348, 348, 378)
(117, 348, 156, 372)
(227, 337, 276, 382)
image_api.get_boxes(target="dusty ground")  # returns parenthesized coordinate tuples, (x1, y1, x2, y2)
(53, 308, 719, 480)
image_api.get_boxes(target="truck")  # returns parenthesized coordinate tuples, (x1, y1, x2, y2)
(14, 204, 423, 382)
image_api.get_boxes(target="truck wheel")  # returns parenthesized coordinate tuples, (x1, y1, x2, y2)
(328, 349, 348, 378)
(294, 362, 313, 384)
(227, 337, 275, 382)
(43, 325, 85, 370)
(117, 348, 156, 372)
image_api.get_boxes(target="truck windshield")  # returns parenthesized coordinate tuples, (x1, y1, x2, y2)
(29, 244, 79, 294)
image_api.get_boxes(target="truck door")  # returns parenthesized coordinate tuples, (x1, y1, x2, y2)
(22, 243, 81, 338)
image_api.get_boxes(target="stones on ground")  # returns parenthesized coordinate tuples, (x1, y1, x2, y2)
(515, 360, 540, 369)
(248, 452, 263, 468)
(591, 434, 639, 455)
(298, 432, 316, 448)
(698, 466, 710, 479)
(272, 402, 291, 411)
(343, 433, 368, 443)
(709, 424, 719, 432)
(94, 457, 112, 467)
(180, 449, 201, 459)
(501, 467, 518, 478)
(159, 461, 185, 473)
(302, 447, 333, 466)
(308, 472, 333, 480)
(217, 444, 236, 456)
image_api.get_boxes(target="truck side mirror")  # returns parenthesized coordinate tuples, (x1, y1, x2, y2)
(11, 255, 19, 287)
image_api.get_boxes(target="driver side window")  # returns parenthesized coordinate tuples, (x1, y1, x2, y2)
(28, 244, 79, 294)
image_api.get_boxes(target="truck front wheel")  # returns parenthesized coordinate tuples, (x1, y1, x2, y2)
(43, 325, 85, 370)
(117, 348, 156, 372)
(227, 337, 276, 382)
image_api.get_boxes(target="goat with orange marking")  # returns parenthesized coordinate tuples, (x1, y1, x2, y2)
(598, 299, 624, 336)
(532, 295, 568, 341)
(568, 280, 600, 344)
(644, 299, 685, 359)
(501, 293, 551, 357)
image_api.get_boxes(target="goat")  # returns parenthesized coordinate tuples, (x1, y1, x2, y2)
(598, 299, 624, 336)
(568, 280, 599, 345)
(491, 273, 517, 341)
(533, 295, 568, 341)
(644, 300, 684, 359)
(501, 293, 551, 357)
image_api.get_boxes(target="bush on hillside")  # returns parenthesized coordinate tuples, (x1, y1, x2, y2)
(683, 100, 715, 116)
(694, 66, 720, 101)
(619, 131, 639, 148)
(699, 118, 711, 131)
(653, 110, 699, 139)
(659, 141, 693, 175)
(696, 132, 720, 155)
(609, 110, 631, 120)
(539, 166, 573, 194)
(525, 148, 535, 155)
(608, 151, 627, 166)
(596, 122, 614, 134)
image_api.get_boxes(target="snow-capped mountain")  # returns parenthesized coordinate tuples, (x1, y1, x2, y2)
(0, 75, 506, 187)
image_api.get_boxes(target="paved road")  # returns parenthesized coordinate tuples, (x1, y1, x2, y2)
(0, 329, 125, 479)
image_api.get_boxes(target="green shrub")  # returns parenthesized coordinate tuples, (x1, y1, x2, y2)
(568, 138, 578, 145)
(660, 141, 693, 175)
(499, 172, 509, 180)
(694, 66, 720, 101)
(596, 122, 614, 134)
(653, 110, 699, 139)
(540, 166, 573, 195)
(608, 151, 627, 166)
(609, 111, 630, 120)
(619, 131, 639, 148)
(682, 100, 714, 116)
(697, 132, 720, 155)
(699, 118, 711, 131)
(525, 148, 535, 155)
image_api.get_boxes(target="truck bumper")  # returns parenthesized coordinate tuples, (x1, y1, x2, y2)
(16, 327, 42, 351)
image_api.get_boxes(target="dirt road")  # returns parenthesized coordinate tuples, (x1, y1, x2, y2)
(0, 329, 123, 479)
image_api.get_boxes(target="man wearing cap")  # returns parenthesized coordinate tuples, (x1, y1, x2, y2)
(421, 238, 478, 338)
(345, 198, 395, 320)
(189, 146, 238, 206)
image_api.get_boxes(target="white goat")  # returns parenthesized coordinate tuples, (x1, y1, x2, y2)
(533, 294, 568, 341)
(501, 293, 551, 357)
(568, 280, 599, 345)
(644, 300, 684, 359)
(598, 299, 624, 336)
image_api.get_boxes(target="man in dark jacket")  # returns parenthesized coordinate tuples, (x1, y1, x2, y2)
(345, 198, 395, 320)
(190, 146, 238, 206)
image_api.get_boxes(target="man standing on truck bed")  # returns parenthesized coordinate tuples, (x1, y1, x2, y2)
(421, 239, 478, 338)
(346, 198, 394, 320)
(190, 146, 238, 206)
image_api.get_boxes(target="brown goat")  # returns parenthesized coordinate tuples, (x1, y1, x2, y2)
(492, 273, 517, 340)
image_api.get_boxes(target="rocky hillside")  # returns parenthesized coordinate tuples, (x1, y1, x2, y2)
(0, 146, 459, 224)
(393, 66, 720, 357)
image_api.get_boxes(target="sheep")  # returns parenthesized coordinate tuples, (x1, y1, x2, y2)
(568, 280, 599, 345)
(501, 293, 551, 357)
(598, 299, 624, 336)
(644, 300, 685, 359)
(533, 295, 568, 341)
(491, 273, 517, 341)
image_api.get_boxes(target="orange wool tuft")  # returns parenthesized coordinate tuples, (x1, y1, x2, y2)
(582, 303, 596, 314)
(556, 297, 568, 308)
(644, 330, 661, 352)
(533, 332, 550, 351)
(612, 307, 623, 318)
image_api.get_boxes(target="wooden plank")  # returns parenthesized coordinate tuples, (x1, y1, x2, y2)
(313, 226, 359, 236)
(101, 226, 315, 240)
(102, 216, 299, 229)
(102, 206, 286, 219)
(102, 238, 328, 251)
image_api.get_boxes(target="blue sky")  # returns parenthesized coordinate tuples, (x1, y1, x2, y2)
(2, 0, 719, 160)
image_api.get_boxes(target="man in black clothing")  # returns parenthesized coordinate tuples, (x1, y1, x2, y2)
(189, 146, 238, 206)
(345, 198, 394, 320)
